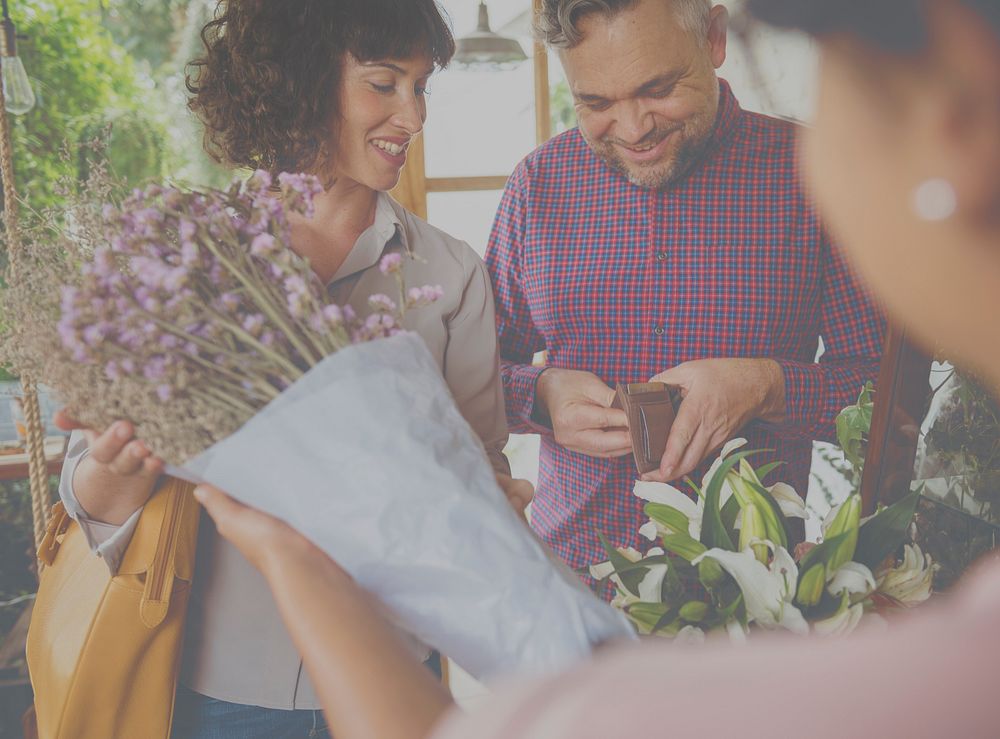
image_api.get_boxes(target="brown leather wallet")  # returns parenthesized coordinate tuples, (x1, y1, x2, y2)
(612, 382, 681, 474)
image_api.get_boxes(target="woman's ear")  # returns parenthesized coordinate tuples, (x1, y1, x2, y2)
(926, 1, 1000, 224)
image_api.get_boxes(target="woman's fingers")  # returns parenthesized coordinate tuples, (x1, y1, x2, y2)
(88, 421, 136, 465)
(106, 439, 153, 477)
(53, 408, 83, 431)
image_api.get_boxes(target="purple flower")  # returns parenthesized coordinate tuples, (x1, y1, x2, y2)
(250, 233, 277, 258)
(246, 169, 273, 193)
(379, 253, 403, 275)
(242, 314, 265, 337)
(368, 293, 396, 312)
(156, 384, 172, 402)
(180, 240, 200, 268)
(143, 357, 168, 381)
(179, 220, 196, 242)
(219, 292, 241, 312)
(322, 304, 344, 326)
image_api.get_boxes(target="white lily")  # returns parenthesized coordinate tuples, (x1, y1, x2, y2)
(701, 437, 749, 503)
(674, 625, 706, 645)
(813, 599, 865, 637)
(766, 481, 809, 520)
(634, 480, 702, 539)
(590, 546, 668, 607)
(693, 543, 809, 635)
(704, 438, 809, 523)
(827, 561, 876, 599)
(726, 619, 749, 644)
(877, 544, 938, 606)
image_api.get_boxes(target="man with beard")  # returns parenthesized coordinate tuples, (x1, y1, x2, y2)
(486, 0, 884, 580)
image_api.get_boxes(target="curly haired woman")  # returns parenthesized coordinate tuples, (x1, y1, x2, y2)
(53, 1, 530, 737)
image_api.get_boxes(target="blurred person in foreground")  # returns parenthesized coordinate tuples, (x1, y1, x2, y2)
(195, 1, 1000, 737)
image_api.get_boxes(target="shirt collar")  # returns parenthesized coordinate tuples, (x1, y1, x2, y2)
(329, 191, 405, 283)
(709, 78, 742, 150)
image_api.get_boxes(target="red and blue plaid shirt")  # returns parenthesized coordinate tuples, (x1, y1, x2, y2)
(486, 81, 885, 578)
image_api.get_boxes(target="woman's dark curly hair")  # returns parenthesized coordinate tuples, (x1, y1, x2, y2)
(187, 0, 455, 176)
(748, 0, 1000, 53)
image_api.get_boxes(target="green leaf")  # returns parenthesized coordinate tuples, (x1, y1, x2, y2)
(644, 502, 692, 535)
(854, 490, 921, 570)
(836, 382, 875, 471)
(597, 532, 646, 595)
(661, 532, 708, 562)
(700, 450, 762, 551)
(796, 563, 827, 607)
(755, 460, 786, 483)
(626, 602, 681, 636)
(797, 531, 851, 573)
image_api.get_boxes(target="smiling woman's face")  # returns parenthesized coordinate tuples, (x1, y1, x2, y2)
(329, 52, 435, 193)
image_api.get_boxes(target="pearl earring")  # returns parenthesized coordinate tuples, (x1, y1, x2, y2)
(912, 178, 958, 222)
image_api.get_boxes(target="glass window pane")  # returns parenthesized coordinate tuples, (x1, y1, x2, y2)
(425, 0, 535, 178)
(426, 190, 505, 258)
(911, 364, 1000, 589)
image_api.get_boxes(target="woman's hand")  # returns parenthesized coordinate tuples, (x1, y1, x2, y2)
(55, 409, 164, 525)
(495, 473, 534, 520)
(193, 483, 335, 579)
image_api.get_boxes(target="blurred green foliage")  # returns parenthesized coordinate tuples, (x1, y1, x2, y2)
(10, 1, 167, 211)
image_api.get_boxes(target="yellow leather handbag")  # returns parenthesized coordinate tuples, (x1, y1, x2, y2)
(26, 477, 200, 739)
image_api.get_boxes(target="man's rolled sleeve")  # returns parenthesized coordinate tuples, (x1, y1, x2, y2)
(769, 236, 885, 441)
(58, 429, 142, 574)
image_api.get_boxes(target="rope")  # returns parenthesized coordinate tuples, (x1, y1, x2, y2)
(0, 60, 51, 555)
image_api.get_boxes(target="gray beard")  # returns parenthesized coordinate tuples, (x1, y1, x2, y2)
(588, 123, 716, 191)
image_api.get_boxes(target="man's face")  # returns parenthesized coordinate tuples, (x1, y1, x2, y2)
(560, 0, 727, 189)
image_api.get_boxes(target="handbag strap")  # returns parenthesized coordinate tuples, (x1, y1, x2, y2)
(140, 478, 196, 629)
(35, 479, 198, 629)
(36, 501, 72, 567)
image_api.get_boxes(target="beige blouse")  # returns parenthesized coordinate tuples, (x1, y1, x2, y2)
(59, 192, 509, 709)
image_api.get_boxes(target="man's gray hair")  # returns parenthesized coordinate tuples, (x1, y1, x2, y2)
(536, 0, 712, 48)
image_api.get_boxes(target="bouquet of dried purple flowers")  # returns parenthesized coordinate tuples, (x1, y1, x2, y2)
(0, 168, 633, 680)
(2, 169, 439, 463)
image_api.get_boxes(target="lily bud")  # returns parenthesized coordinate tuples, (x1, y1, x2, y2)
(739, 505, 769, 564)
(679, 601, 710, 622)
(796, 563, 826, 607)
(826, 495, 861, 571)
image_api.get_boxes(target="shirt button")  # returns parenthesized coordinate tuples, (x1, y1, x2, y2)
(653, 326, 665, 336)
(655, 251, 667, 261)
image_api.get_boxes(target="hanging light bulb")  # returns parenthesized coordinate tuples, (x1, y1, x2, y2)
(1, 0, 35, 115)
(453, 1, 528, 71)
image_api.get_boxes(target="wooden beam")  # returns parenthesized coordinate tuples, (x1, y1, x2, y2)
(859, 324, 934, 515)
(389, 134, 428, 219)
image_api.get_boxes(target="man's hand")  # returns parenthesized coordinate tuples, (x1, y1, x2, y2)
(535, 368, 631, 458)
(644, 358, 786, 482)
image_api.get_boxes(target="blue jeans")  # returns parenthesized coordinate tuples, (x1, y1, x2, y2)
(170, 653, 439, 738)
(171, 687, 329, 739)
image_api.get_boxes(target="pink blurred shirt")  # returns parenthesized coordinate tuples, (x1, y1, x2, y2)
(432, 563, 1000, 739)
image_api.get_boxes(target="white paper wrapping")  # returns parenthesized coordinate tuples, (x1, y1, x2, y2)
(168, 331, 634, 680)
